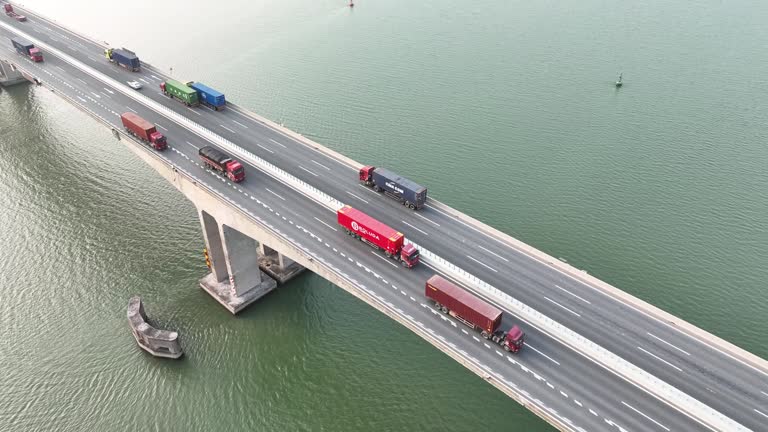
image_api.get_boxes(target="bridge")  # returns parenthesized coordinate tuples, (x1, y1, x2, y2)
(1, 3, 766, 431)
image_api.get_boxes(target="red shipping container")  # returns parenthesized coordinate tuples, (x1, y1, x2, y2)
(426, 275, 502, 335)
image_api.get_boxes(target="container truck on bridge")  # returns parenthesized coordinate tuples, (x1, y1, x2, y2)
(105, 48, 140, 72)
(198, 146, 245, 182)
(120, 112, 167, 151)
(4, 4, 27, 21)
(359, 166, 427, 210)
(10, 37, 42, 62)
(426, 274, 524, 353)
(187, 81, 226, 110)
(160, 79, 200, 107)
(337, 205, 420, 268)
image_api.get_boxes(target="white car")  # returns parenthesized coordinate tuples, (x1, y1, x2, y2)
(127, 80, 142, 90)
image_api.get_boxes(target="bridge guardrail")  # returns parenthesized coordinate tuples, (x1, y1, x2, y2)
(1, 20, 749, 432)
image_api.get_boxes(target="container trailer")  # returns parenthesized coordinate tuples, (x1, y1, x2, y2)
(359, 166, 427, 210)
(337, 205, 420, 268)
(11, 37, 42, 62)
(187, 81, 226, 110)
(120, 112, 167, 150)
(160, 79, 200, 107)
(425, 274, 524, 352)
(105, 48, 140, 72)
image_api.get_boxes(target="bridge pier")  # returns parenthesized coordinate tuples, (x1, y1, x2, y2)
(259, 244, 306, 283)
(198, 209, 277, 314)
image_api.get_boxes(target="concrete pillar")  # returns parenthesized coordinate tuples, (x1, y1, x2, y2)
(258, 243, 305, 284)
(198, 210, 228, 282)
(220, 224, 263, 296)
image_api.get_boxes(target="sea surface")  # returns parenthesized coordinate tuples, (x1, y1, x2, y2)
(1, 0, 766, 430)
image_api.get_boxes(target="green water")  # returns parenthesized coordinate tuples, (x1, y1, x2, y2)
(2, 0, 767, 430)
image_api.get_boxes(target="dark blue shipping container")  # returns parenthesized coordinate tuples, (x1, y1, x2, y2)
(112, 49, 140, 71)
(371, 168, 428, 209)
(189, 82, 226, 110)
(11, 37, 34, 55)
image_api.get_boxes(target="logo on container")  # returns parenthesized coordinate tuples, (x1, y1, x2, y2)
(352, 221, 360, 231)
(351, 220, 380, 240)
(385, 181, 405, 194)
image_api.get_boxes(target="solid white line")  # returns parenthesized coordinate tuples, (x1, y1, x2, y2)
(543, 296, 581, 317)
(184, 141, 199, 150)
(298, 166, 319, 177)
(126, 106, 137, 113)
(138, 78, 149, 83)
(755, 409, 768, 419)
(76, 96, 87, 102)
(313, 217, 337, 232)
(311, 159, 331, 170)
(401, 220, 428, 236)
(477, 245, 510, 262)
(103, 88, 114, 94)
(589, 409, 598, 416)
(761, 391, 768, 397)
(346, 191, 369, 204)
(647, 333, 691, 356)
(555, 284, 592, 305)
(90, 92, 101, 99)
(415, 212, 441, 227)
(525, 343, 561, 365)
(269, 138, 287, 148)
(232, 120, 249, 129)
(257, 144, 274, 154)
(187, 107, 201, 116)
(621, 401, 670, 431)
(151, 75, 161, 80)
(155, 123, 168, 131)
(265, 188, 286, 201)
(560, 391, 568, 398)
(637, 346, 683, 372)
(466, 255, 498, 273)
(370, 251, 398, 268)
(220, 124, 236, 134)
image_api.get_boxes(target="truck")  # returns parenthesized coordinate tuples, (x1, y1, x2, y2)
(160, 79, 200, 107)
(105, 48, 140, 72)
(425, 274, 524, 353)
(337, 205, 420, 268)
(187, 81, 226, 111)
(359, 166, 427, 210)
(120, 112, 167, 150)
(198, 146, 245, 182)
(4, 4, 27, 21)
(11, 37, 42, 62)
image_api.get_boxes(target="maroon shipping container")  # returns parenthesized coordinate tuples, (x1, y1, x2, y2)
(120, 112, 167, 150)
(425, 275, 502, 336)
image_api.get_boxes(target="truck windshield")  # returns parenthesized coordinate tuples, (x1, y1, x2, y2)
(408, 250, 420, 259)
(233, 167, 244, 175)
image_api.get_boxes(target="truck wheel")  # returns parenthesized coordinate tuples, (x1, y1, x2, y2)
(503, 345, 511, 352)
(481, 331, 490, 339)
(434, 302, 441, 309)
(441, 306, 448, 314)
(374, 186, 382, 192)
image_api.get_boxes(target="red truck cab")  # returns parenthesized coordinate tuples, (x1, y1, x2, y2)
(492, 325, 525, 353)
(400, 242, 419, 267)
(225, 160, 245, 182)
(29, 47, 43, 62)
(359, 165, 375, 184)
(148, 131, 167, 150)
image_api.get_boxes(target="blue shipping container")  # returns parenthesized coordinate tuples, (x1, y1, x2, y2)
(112, 49, 140, 71)
(371, 168, 428, 209)
(189, 82, 226, 109)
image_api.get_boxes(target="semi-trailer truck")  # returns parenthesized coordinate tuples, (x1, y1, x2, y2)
(120, 112, 167, 150)
(105, 48, 140, 72)
(160, 79, 200, 107)
(4, 4, 27, 21)
(187, 82, 226, 111)
(198, 146, 245, 182)
(11, 37, 42, 62)
(359, 166, 427, 210)
(337, 205, 420, 268)
(426, 274, 524, 353)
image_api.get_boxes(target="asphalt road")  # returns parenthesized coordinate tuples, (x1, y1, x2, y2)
(2, 6, 766, 431)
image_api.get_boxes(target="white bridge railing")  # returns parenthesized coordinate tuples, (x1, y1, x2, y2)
(0, 20, 750, 432)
